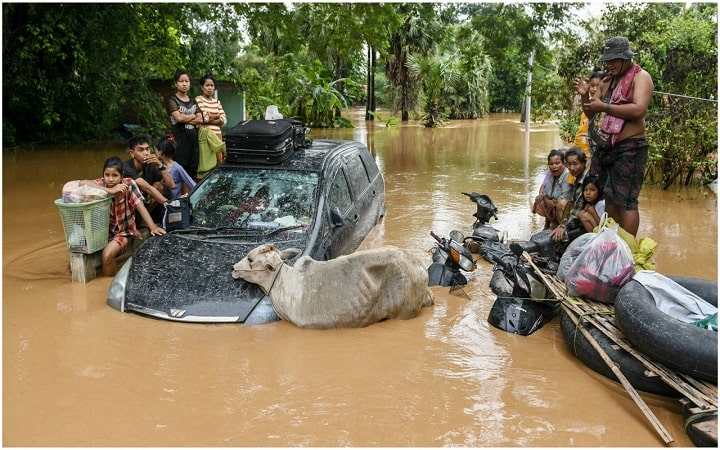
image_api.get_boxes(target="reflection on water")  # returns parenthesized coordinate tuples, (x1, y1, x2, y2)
(3, 110, 716, 446)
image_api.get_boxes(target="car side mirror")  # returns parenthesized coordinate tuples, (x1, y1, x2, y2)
(330, 208, 344, 228)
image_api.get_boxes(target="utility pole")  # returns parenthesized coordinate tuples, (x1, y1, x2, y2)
(524, 48, 535, 133)
(365, 45, 376, 121)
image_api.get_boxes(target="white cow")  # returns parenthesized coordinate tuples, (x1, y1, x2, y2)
(231, 244, 434, 329)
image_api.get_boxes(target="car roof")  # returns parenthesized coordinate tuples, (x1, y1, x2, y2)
(221, 139, 364, 172)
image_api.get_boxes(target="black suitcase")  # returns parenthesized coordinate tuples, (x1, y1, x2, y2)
(224, 119, 307, 164)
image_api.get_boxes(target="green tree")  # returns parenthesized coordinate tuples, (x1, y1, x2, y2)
(445, 24, 492, 119)
(406, 51, 461, 127)
(640, 4, 718, 187)
(386, 3, 446, 121)
(558, 3, 718, 187)
(469, 2, 576, 117)
(3, 3, 204, 146)
(235, 3, 300, 57)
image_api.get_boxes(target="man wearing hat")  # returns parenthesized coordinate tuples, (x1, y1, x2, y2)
(573, 36, 654, 237)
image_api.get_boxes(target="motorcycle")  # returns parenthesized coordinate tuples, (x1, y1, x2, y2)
(463, 191, 500, 247)
(486, 241, 560, 336)
(426, 193, 502, 287)
(458, 192, 560, 336)
(426, 191, 561, 335)
(427, 230, 477, 287)
(508, 227, 584, 274)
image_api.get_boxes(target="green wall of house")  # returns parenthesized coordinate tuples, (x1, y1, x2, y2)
(216, 85, 245, 130)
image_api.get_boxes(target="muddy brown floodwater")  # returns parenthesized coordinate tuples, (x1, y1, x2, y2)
(3, 110, 717, 447)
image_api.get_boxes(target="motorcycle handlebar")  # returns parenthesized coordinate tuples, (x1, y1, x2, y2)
(429, 231, 443, 244)
(491, 254, 512, 273)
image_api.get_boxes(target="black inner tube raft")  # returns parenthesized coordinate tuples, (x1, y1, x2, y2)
(560, 312, 680, 397)
(614, 275, 718, 383)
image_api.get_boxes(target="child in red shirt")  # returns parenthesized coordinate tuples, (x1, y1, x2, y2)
(80, 156, 165, 276)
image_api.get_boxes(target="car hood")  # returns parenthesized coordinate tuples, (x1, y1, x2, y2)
(107, 232, 304, 323)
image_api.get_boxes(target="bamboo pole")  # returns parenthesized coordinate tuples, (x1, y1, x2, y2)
(562, 305, 674, 444)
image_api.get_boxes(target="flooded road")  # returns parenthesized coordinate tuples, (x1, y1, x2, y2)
(3, 110, 717, 446)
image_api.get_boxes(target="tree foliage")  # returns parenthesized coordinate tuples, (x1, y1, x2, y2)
(386, 3, 447, 121)
(3, 1, 717, 188)
(2, 3, 231, 146)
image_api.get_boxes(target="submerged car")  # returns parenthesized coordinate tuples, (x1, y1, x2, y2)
(107, 139, 386, 324)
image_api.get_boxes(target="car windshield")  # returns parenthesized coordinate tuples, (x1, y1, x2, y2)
(189, 168, 319, 231)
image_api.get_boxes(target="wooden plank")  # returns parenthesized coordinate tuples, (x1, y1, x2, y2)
(70, 251, 102, 283)
(523, 251, 720, 445)
(563, 296, 717, 408)
(68, 228, 150, 283)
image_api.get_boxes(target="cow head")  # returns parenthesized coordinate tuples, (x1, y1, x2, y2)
(231, 244, 301, 286)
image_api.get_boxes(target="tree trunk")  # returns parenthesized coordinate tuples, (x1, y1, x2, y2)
(402, 81, 409, 122)
(522, 48, 535, 129)
(335, 54, 342, 119)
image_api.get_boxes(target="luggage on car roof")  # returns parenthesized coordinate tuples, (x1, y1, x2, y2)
(224, 119, 308, 164)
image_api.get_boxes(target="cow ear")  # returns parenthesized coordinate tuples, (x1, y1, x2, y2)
(279, 247, 301, 261)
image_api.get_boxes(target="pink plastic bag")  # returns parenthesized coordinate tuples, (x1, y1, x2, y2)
(61, 180, 107, 203)
(565, 226, 635, 304)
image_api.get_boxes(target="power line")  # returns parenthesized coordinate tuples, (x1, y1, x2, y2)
(654, 91, 718, 103)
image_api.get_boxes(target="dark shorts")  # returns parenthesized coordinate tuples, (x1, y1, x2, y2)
(596, 137, 649, 211)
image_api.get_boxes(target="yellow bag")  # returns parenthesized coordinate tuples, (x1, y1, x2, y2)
(198, 127, 227, 177)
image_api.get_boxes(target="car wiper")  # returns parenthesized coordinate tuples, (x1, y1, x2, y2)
(170, 226, 239, 233)
(195, 225, 305, 240)
(264, 225, 304, 236)
(170, 225, 304, 239)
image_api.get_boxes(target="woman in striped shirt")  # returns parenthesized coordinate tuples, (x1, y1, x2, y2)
(196, 73, 227, 179)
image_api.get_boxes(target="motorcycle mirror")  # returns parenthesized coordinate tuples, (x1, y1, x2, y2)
(509, 242, 524, 258)
(449, 230, 465, 243)
(330, 208, 344, 227)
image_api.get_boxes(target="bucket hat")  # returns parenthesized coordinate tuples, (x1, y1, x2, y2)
(598, 36, 635, 62)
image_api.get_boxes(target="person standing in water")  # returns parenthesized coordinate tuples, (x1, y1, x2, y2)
(574, 36, 654, 237)
(167, 69, 203, 179)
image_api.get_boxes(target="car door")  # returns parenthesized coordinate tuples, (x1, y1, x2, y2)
(316, 145, 385, 260)
(322, 163, 359, 258)
(345, 147, 384, 226)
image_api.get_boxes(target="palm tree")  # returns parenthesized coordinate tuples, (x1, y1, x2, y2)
(406, 52, 461, 127)
(386, 3, 445, 121)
